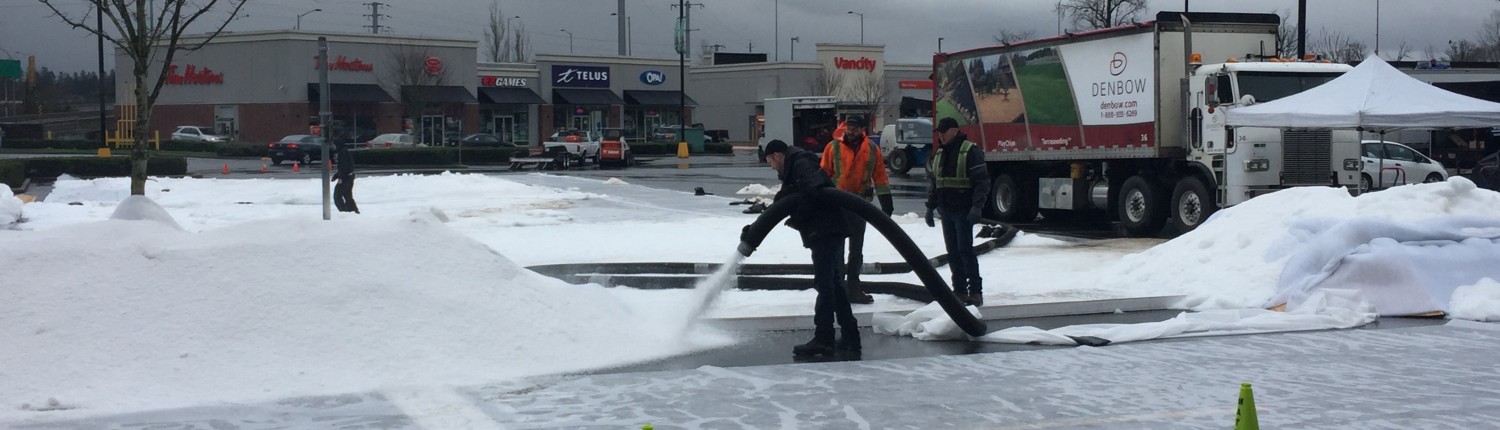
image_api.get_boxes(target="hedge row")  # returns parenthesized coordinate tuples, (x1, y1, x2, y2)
(0, 156, 188, 188)
(352, 148, 523, 166)
(1, 139, 267, 157)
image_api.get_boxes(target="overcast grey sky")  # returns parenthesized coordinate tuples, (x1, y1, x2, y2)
(1, 0, 1496, 72)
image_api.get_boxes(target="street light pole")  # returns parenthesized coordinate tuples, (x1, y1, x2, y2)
(296, 8, 322, 30)
(560, 29, 574, 54)
(790, 36, 799, 61)
(847, 11, 864, 44)
(938, 37, 944, 53)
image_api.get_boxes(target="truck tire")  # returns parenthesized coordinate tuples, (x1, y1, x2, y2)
(1170, 175, 1215, 233)
(1118, 175, 1166, 236)
(991, 173, 1037, 223)
(888, 148, 913, 174)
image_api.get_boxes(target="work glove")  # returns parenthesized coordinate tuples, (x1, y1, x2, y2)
(968, 207, 984, 223)
(878, 194, 894, 217)
(925, 208, 936, 228)
(740, 224, 751, 242)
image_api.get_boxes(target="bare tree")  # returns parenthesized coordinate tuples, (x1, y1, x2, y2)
(1393, 41, 1411, 61)
(482, 1, 531, 63)
(1477, 10, 1500, 61)
(1308, 27, 1367, 63)
(381, 45, 451, 140)
(38, 0, 246, 195)
(1447, 39, 1482, 62)
(846, 72, 888, 121)
(994, 29, 1035, 45)
(1059, 0, 1146, 30)
(1275, 9, 1298, 58)
(808, 67, 844, 98)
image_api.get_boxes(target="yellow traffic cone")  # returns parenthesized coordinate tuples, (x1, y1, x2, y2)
(1235, 382, 1259, 430)
(676, 141, 690, 158)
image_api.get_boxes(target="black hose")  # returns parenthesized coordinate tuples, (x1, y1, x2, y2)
(737, 188, 988, 337)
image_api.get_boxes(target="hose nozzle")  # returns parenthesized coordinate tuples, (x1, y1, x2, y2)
(736, 241, 756, 258)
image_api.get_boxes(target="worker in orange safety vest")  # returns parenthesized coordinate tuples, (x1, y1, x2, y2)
(820, 115, 893, 304)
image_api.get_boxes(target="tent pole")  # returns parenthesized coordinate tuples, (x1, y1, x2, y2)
(1377, 130, 1385, 190)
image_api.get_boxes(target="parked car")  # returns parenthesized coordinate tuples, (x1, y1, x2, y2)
(459, 133, 515, 148)
(171, 125, 229, 142)
(598, 128, 632, 168)
(367, 133, 416, 149)
(1466, 151, 1500, 191)
(267, 134, 328, 165)
(1360, 140, 1448, 192)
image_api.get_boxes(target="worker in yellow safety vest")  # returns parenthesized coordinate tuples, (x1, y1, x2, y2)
(926, 117, 992, 306)
(820, 115, 893, 305)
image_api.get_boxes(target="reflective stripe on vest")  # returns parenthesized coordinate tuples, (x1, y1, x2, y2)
(831, 139, 880, 192)
(932, 140, 975, 189)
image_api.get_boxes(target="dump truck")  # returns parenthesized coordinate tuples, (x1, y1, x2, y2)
(935, 12, 1360, 235)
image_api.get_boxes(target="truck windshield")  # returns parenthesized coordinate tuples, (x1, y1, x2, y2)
(1235, 72, 1343, 103)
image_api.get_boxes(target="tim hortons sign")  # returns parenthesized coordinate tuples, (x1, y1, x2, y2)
(314, 55, 374, 72)
(165, 64, 223, 85)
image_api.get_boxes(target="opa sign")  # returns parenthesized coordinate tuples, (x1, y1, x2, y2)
(639, 70, 666, 85)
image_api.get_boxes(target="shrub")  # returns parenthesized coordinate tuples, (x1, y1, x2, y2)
(0, 156, 187, 187)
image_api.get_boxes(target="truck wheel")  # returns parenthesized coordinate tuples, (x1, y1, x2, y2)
(991, 173, 1037, 222)
(1171, 176, 1215, 233)
(888, 149, 913, 174)
(299, 153, 312, 166)
(1118, 175, 1166, 236)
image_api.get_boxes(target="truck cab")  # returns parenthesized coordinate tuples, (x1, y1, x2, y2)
(1187, 61, 1360, 207)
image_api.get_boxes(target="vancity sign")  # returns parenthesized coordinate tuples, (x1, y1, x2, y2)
(833, 56, 877, 72)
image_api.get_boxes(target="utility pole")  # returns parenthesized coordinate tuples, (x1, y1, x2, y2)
(97, 2, 106, 155)
(774, 0, 778, 61)
(670, 2, 705, 62)
(617, 0, 627, 56)
(363, 2, 388, 35)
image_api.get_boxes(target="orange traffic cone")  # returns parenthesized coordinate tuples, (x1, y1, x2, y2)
(222, 163, 229, 175)
(292, 162, 301, 173)
(260, 163, 268, 174)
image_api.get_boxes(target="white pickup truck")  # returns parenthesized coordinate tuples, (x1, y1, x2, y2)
(511, 129, 601, 169)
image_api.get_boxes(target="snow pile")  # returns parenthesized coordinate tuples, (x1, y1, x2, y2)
(0, 203, 733, 420)
(736, 183, 779, 195)
(1096, 178, 1500, 310)
(109, 195, 183, 230)
(876, 289, 1377, 345)
(603, 177, 630, 185)
(1267, 217, 1500, 316)
(1450, 278, 1500, 322)
(0, 185, 20, 227)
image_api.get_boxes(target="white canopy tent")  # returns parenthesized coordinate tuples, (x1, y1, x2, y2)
(1225, 54, 1500, 131)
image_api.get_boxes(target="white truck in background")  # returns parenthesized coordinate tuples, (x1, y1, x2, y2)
(935, 11, 1360, 236)
(756, 96, 839, 161)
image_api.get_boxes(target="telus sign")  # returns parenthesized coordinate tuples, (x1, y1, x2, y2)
(552, 65, 610, 88)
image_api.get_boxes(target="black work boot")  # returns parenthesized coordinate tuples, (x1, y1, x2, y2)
(951, 277, 969, 304)
(793, 329, 836, 357)
(836, 328, 862, 357)
(967, 277, 985, 307)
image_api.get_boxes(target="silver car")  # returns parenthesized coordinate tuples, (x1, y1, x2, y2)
(171, 125, 229, 142)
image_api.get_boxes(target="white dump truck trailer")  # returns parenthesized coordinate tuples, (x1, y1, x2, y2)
(934, 12, 1360, 235)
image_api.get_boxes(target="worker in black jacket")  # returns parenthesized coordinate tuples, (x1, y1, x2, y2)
(926, 117, 991, 306)
(754, 139, 862, 358)
(332, 142, 359, 214)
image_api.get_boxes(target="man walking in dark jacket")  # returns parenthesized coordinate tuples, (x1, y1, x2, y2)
(757, 139, 861, 358)
(926, 117, 991, 306)
(332, 142, 359, 214)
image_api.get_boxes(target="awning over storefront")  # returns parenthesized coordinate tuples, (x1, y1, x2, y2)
(400, 86, 479, 103)
(553, 88, 625, 105)
(478, 87, 546, 104)
(624, 90, 697, 106)
(306, 83, 395, 103)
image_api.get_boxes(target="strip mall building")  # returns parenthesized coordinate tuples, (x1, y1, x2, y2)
(118, 31, 935, 146)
